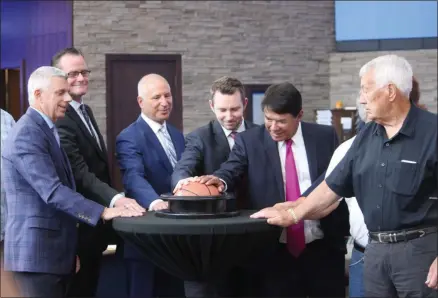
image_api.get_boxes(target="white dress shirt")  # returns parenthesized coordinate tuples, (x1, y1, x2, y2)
(278, 123, 324, 244)
(325, 135, 369, 247)
(141, 113, 176, 209)
(220, 120, 246, 149)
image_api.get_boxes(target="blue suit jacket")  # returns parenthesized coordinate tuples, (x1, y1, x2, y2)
(1, 108, 105, 274)
(214, 122, 350, 250)
(116, 116, 185, 258)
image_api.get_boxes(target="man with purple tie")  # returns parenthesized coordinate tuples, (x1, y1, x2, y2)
(175, 82, 349, 297)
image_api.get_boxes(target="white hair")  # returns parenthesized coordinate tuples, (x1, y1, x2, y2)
(27, 66, 67, 105)
(359, 54, 413, 98)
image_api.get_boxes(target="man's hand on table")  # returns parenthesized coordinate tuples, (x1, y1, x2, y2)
(101, 206, 144, 220)
(149, 200, 169, 211)
(114, 197, 146, 212)
(250, 206, 296, 227)
(173, 175, 225, 193)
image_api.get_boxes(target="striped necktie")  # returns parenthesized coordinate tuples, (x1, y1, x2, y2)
(159, 126, 177, 168)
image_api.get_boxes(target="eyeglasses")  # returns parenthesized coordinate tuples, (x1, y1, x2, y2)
(67, 70, 91, 79)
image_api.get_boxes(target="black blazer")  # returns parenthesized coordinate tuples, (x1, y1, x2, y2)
(214, 122, 350, 251)
(56, 104, 118, 252)
(171, 120, 257, 206)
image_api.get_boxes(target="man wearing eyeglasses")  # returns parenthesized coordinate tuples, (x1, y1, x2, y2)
(52, 48, 144, 298)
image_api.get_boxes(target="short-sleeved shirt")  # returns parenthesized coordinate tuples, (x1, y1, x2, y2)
(326, 104, 437, 232)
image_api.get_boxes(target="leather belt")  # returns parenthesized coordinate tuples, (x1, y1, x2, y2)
(353, 241, 365, 253)
(369, 226, 437, 243)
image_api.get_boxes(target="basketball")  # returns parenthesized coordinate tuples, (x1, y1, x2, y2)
(174, 181, 220, 197)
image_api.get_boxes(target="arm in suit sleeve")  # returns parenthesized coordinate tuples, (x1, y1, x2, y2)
(171, 133, 204, 189)
(57, 119, 118, 207)
(11, 126, 104, 226)
(116, 131, 159, 209)
(213, 134, 248, 192)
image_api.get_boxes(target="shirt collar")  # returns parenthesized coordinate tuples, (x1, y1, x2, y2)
(221, 119, 245, 137)
(141, 113, 166, 134)
(30, 107, 55, 130)
(69, 99, 83, 113)
(278, 122, 303, 148)
(373, 103, 417, 138)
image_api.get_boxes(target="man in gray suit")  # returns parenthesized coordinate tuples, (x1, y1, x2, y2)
(1, 66, 144, 298)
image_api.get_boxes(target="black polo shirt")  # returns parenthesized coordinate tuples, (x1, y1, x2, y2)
(326, 104, 437, 232)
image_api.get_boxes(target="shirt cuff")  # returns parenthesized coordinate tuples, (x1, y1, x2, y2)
(149, 199, 164, 210)
(109, 193, 124, 208)
(219, 179, 228, 192)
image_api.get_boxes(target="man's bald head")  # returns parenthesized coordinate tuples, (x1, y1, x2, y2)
(137, 73, 172, 124)
(137, 74, 170, 97)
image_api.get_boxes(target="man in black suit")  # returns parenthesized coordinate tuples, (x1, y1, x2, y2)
(176, 82, 349, 297)
(172, 76, 256, 297)
(53, 47, 144, 298)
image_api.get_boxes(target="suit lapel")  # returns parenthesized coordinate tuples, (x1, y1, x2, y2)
(263, 129, 285, 202)
(66, 105, 107, 162)
(136, 117, 173, 174)
(301, 122, 318, 182)
(27, 108, 74, 188)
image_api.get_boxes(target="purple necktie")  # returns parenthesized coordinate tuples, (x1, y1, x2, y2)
(229, 131, 237, 139)
(285, 139, 305, 257)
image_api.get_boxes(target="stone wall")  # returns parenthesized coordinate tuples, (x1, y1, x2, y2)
(73, 1, 336, 136)
(329, 50, 437, 112)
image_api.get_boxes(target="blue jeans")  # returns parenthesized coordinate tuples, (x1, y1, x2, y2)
(349, 247, 365, 298)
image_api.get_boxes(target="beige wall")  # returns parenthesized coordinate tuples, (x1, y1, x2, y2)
(73, 1, 336, 137)
(329, 49, 437, 111)
(73, 1, 437, 141)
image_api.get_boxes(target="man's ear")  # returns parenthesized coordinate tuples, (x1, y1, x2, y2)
(34, 89, 42, 102)
(296, 109, 304, 121)
(209, 99, 214, 112)
(137, 96, 143, 108)
(242, 97, 248, 111)
(387, 84, 397, 102)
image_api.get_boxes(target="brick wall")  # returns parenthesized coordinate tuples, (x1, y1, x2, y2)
(73, 1, 336, 136)
(329, 50, 437, 112)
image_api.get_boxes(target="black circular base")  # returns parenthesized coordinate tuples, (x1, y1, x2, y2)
(155, 209, 240, 219)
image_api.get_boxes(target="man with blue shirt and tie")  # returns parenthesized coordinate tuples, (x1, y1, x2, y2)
(116, 73, 185, 298)
(1, 66, 143, 298)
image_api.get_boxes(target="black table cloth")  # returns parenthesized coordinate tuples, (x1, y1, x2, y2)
(113, 210, 281, 283)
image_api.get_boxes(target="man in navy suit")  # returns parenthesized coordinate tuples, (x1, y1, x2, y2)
(176, 82, 349, 297)
(1, 66, 143, 298)
(116, 74, 185, 298)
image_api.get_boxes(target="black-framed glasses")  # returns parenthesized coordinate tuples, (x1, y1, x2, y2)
(67, 70, 91, 79)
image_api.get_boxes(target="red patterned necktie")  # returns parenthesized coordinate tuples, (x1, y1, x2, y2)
(285, 139, 306, 257)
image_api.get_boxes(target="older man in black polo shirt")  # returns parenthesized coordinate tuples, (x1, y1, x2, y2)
(252, 54, 437, 297)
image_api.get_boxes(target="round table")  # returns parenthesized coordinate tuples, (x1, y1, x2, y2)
(113, 210, 281, 297)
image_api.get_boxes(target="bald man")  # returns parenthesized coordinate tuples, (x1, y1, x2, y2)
(116, 74, 185, 298)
